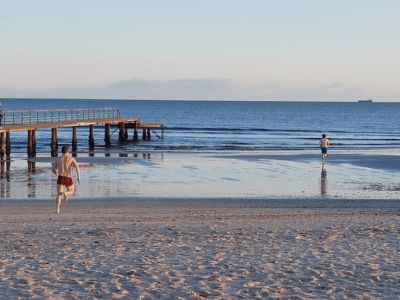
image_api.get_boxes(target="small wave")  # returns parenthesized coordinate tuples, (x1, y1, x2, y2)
(165, 126, 330, 133)
(164, 126, 393, 135)
(305, 137, 400, 141)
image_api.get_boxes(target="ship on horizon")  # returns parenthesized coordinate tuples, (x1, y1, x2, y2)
(358, 98, 373, 103)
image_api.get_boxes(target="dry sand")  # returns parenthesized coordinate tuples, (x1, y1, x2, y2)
(0, 198, 399, 299)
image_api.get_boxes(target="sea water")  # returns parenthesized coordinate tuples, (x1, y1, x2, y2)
(1, 99, 400, 199)
(3, 99, 400, 152)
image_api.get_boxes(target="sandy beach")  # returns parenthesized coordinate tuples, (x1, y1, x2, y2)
(0, 198, 399, 299)
(3, 0, 400, 298)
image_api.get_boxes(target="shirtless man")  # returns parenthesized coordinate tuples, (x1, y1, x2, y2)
(320, 134, 330, 161)
(52, 145, 80, 214)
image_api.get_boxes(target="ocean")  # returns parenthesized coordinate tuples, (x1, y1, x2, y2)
(1, 99, 400, 200)
(2, 99, 400, 153)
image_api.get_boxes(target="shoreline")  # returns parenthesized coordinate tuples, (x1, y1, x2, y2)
(1, 197, 400, 226)
(2, 195, 400, 205)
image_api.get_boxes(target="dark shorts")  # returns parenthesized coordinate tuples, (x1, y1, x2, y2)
(320, 147, 328, 154)
(57, 176, 73, 188)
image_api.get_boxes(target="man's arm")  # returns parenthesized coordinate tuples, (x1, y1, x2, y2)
(73, 159, 81, 183)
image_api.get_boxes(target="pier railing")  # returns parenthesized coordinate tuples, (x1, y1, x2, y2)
(1, 108, 120, 125)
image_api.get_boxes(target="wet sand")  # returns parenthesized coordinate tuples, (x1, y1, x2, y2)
(0, 198, 399, 299)
(3, 150, 400, 200)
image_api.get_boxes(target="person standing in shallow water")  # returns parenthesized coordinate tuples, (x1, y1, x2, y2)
(52, 145, 80, 214)
(320, 134, 330, 162)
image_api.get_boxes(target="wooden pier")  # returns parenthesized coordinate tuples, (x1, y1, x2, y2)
(0, 108, 164, 161)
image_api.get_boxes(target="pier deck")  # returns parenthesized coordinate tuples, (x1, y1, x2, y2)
(0, 107, 164, 162)
(0, 118, 142, 132)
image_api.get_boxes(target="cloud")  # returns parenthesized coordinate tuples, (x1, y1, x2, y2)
(0, 78, 375, 101)
(103, 78, 235, 99)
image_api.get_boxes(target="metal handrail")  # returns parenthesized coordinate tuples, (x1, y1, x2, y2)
(1, 108, 121, 125)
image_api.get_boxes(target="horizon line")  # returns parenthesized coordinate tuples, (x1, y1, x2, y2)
(1, 97, 397, 103)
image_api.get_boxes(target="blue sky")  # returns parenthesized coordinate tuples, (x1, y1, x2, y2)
(0, 0, 399, 101)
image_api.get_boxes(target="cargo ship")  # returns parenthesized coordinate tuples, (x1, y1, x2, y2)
(358, 98, 373, 103)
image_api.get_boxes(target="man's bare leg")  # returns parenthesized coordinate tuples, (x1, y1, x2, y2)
(64, 185, 75, 202)
(56, 184, 64, 214)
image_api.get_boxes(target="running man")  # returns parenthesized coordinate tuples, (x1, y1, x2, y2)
(52, 145, 80, 214)
(320, 134, 330, 161)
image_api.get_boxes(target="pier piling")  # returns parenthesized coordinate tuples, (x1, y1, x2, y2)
(32, 130, 36, 156)
(51, 128, 58, 157)
(27, 130, 34, 157)
(124, 126, 128, 140)
(0, 132, 5, 158)
(104, 123, 111, 147)
(118, 122, 126, 144)
(89, 125, 95, 149)
(133, 123, 138, 142)
(72, 127, 78, 153)
(6, 131, 11, 157)
(142, 128, 147, 140)
(28, 130, 37, 171)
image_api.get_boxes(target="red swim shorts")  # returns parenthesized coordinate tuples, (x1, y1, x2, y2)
(57, 176, 73, 188)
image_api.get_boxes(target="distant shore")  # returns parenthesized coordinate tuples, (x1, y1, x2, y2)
(0, 197, 399, 299)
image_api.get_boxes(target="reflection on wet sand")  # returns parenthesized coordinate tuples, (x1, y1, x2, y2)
(0, 160, 11, 198)
(28, 159, 37, 197)
(0, 161, 5, 198)
(28, 173, 36, 198)
(0, 151, 164, 198)
(28, 161, 36, 174)
(320, 164, 328, 197)
(142, 153, 152, 160)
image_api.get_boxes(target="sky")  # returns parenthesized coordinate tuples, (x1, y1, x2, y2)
(0, 0, 399, 101)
